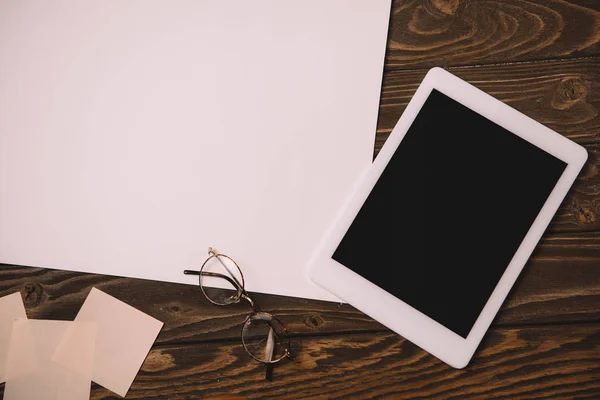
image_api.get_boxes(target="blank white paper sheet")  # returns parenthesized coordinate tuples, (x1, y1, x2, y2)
(0, 0, 391, 302)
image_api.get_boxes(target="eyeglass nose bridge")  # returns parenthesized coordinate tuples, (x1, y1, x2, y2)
(241, 292, 261, 312)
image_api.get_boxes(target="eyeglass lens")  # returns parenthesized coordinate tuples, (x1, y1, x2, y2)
(200, 255, 244, 305)
(242, 313, 289, 363)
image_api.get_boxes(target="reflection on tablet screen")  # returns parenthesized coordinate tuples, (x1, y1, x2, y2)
(333, 89, 567, 338)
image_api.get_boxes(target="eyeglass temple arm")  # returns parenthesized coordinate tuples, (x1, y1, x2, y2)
(257, 319, 291, 360)
(183, 270, 243, 291)
(183, 270, 262, 312)
(265, 328, 275, 381)
(213, 254, 244, 289)
(263, 321, 292, 381)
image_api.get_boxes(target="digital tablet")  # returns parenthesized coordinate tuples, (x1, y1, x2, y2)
(307, 67, 588, 368)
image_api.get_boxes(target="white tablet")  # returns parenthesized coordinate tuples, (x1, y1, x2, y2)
(308, 67, 588, 368)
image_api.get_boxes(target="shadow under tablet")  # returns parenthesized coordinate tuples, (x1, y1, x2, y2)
(333, 89, 567, 339)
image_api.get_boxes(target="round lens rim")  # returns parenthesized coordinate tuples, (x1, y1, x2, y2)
(199, 254, 245, 306)
(241, 312, 290, 364)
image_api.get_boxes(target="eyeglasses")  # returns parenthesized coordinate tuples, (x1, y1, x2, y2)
(183, 248, 291, 381)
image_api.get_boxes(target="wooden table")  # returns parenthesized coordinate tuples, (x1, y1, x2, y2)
(2, 1, 600, 398)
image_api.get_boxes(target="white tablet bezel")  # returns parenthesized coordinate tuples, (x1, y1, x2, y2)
(307, 67, 588, 368)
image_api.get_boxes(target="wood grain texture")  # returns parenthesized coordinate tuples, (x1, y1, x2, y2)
(499, 231, 600, 326)
(375, 60, 600, 232)
(12, 325, 592, 399)
(0, 231, 598, 344)
(376, 58, 600, 145)
(548, 144, 600, 233)
(385, 0, 600, 69)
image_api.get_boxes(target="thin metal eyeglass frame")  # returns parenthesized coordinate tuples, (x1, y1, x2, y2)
(183, 248, 292, 367)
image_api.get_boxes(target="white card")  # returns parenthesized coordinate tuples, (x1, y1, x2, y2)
(0, 293, 27, 383)
(52, 321, 98, 381)
(0, 0, 391, 302)
(4, 320, 95, 400)
(74, 288, 163, 397)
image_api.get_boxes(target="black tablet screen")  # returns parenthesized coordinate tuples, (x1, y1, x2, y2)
(332, 89, 567, 338)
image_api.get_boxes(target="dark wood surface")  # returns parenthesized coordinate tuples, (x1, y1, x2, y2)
(2, 1, 600, 398)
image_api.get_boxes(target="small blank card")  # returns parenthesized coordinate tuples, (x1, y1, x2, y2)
(52, 321, 98, 381)
(4, 320, 96, 400)
(0, 292, 27, 383)
(75, 288, 163, 397)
